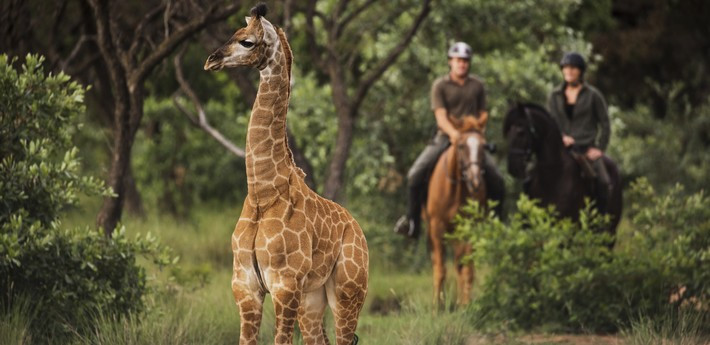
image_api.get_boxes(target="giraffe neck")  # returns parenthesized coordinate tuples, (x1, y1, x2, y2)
(245, 30, 296, 207)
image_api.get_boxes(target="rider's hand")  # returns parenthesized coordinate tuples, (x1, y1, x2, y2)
(562, 135, 575, 147)
(586, 147, 603, 161)
(450, 132, 461, 144)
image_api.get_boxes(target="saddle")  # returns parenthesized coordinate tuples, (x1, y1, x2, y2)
(569, 150, 597, 180)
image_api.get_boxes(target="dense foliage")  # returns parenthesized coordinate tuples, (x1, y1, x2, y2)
(452, 178, 709, 332)
(1, 0, 709, 341)
(0, 54, 171, 341)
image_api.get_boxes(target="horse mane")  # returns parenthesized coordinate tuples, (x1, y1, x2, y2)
(503, 102, 560, 138)
(273, 24, 303, 177)
(449, 112, 488, 133)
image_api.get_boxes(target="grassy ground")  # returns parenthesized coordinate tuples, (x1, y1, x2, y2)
(3, 205, 707, 345)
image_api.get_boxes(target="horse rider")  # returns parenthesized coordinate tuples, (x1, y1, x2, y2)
(547, 52, 612, 213)
(394, 41, 505, 239)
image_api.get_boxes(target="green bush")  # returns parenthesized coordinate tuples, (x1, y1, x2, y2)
(626, 178, 710, 308)
(453, 180, 709, 332)
(0, 54, 172, 342)
(608, 97, 710, 193)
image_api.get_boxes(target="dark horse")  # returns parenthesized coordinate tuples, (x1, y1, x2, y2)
(503, 103, 622, 235)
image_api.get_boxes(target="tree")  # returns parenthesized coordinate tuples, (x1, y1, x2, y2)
(83, 0, 247, 235)
(296, 0, 432, 201)
(576, 0, 710, 117)
(1, 0, 320, 220)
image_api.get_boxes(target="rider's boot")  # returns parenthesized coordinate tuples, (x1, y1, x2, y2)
(596, 179, 610, 214)
(394, 186, 423, 239)
(593, 158, 612, 214)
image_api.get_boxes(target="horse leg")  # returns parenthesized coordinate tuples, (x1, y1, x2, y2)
(429, 218, 446, 308)
(453, 241, 474, 306)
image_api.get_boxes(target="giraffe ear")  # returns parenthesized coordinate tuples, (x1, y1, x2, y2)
(245, 16, 252, 25)
(260, 17, 277, 45)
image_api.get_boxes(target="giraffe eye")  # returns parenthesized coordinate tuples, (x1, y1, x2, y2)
(239, 40, 254, 48)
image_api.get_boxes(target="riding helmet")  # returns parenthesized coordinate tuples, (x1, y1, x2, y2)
(559, 52, 586, 72)
(448, 42, 473, 59)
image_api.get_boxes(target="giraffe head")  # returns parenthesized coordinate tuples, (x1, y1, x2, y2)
(204, 3, 278, 71)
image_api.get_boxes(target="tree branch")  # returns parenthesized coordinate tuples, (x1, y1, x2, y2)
(282, 0, 294, 35)
(127, 3, 165, 60)
(352, 0, 431, 111)
(335, 0, 378, 39)
(86, 0, 130, 118)
(173, 49, 245, 158)
(304, 0, 325, 71)
(60, 35, 95, 72)
(130, 2, 241, 88)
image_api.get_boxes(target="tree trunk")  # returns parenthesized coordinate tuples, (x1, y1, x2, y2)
(123, 151, 146, 218)
(97, 107, 133, 235)
(96, 83, 144, 235)
(323, 64, 354, 201)
(323, 108, 355, 201)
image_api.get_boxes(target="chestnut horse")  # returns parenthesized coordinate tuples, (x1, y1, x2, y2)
(425, 114, 488, 306)
(503, 103, 622, 236)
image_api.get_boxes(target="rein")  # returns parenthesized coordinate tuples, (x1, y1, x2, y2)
(508, 106, 538, 160)
(445, 134, 484, 193)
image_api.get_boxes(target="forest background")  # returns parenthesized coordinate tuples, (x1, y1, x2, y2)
(1, 0, 709, 344)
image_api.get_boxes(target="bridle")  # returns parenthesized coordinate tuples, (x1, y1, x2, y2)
(446, 131, 485, 193)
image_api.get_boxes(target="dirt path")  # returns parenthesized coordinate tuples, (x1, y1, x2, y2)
(467, 334, 622, 345)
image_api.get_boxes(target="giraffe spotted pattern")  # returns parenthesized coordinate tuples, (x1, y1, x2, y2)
(204, 4, 368, 345)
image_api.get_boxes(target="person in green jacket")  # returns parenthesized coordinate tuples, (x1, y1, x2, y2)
(547, 52, 612, 212)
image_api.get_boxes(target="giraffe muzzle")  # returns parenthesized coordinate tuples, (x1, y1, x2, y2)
(204, 52, 224, 71)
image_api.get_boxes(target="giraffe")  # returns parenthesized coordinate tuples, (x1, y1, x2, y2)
(203, 4, 368, 345)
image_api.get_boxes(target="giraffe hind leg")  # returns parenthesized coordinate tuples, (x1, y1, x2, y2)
(326, 227, 368, 345)
(325, 274, 366, 345)
(298, 287, 331, 345)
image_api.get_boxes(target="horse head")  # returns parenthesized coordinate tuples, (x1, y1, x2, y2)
(503, 104, 537, 179)
(458, 130, 486, 192)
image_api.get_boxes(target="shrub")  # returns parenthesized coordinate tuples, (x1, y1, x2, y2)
(626, 178, 710, 309)
(453, 181, 709, 333)
(0, 54, 172, 341)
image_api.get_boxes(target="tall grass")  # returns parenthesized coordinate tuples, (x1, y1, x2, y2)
(10, 206, 698, 344)
(0, 296, 34, 345)
(622, 309, 709, 345)
(70, 282, 241, 345)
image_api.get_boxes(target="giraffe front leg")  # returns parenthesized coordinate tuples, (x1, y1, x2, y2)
(271, 276, 302, 345)
(232, 280, 265, 345)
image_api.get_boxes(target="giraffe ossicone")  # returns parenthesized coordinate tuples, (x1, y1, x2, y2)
(205, 3, 368, 345)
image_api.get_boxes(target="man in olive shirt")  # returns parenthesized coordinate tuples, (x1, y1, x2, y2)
(394, 42, 505, 238)
(547, 52, 612, 212)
